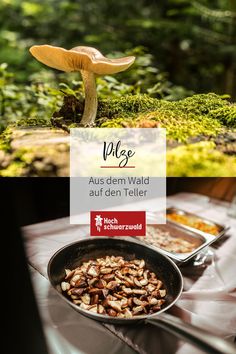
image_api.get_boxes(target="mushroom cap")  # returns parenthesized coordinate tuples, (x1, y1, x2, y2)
(29, 45, 135, 75)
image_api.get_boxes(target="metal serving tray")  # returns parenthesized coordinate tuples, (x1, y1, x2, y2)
(143, 223, 208, 262)
(166, 207, 229, 239)
(130, 210, 230, 263)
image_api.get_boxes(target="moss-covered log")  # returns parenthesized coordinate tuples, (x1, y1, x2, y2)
(0, 93, 236, 176)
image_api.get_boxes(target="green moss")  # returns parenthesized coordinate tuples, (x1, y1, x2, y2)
(13, 148, 33, 163)
(0, 146, 32, 176)
(53, 93, 235, 143)
(16, 117, 51, 127)
(98, 93, 230, 119)
(96, 94, 162, 119)
(209, 105, 236, 128)
(0, 127, 13, 152)
(0, 160, 26, 177)
(99, 93, 236, 142)
(101, 111, 222, 142)
(1, 93, 235, 176)
(175, 93, 230, 115)
(167, 142, 236, 177)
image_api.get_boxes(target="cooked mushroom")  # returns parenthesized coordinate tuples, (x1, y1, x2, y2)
(120, 298, 129, 308)
(88, 305, 98, 313)
(71, 295, 80, 300)
(107, 300, 122, 312)
(117, 313, 125, 318)
(102, 289, 109, 298)
(147, 283, 156, 293)
(159, 289, 166, 297)
(134, 278, 143, 287)
(133, 297, 148, 307)
(80, 303, 90, 310)
(124, 308, 132, 318)
(132, 306, 144, 315)
(88, 288, 103, 295)
(81, 293, 90, 305)
(91, 294, 99, 305)
(61, 281, 70, 291)
(74, 279, 87, 288)
(73, 299, 82, 305)
(102, 274, 115, 281)
(123, 276, 134, 287)
(106, 281, 119, 290)
(87, 266, 99, 277)
(70, 288, 85, 296)
(70, 274, 81, 286)
(137, 268, 144, 277)
(107, 309, 117, 317)
(95, 279, 106, 289)
(122, 287, 133, 295)
(29, 45, 135, 126)
(100, 267, 113, 274)
(98, 304, 105, 314)
(88, 277, 99, 287)
(133, 289, 147, 295)
(65, 269, 75, 280)
(61, 255, 166, 318)
(149, 297, 159, 306)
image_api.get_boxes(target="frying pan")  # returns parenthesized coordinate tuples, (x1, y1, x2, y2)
(48, 237, 236, 354)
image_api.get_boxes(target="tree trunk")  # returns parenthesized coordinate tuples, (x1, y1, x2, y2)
(224, 0, 236, 99)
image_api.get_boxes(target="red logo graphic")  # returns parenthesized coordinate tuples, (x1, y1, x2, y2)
(90, 211, 146, 236)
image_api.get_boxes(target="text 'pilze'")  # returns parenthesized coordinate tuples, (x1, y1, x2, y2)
(103, 140, 135, 167)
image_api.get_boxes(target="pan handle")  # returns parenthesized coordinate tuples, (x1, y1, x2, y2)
(147, 313, 236, 354)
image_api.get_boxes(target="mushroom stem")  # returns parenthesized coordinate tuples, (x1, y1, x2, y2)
(80, 70, 98, 126)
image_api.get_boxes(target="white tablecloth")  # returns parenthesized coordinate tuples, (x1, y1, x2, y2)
(23, 193, 236, 354)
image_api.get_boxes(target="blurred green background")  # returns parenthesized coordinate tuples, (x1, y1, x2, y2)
(0, 0, 236, 131)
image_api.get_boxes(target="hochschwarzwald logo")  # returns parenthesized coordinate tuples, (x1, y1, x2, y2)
(91, 211, 146, 236)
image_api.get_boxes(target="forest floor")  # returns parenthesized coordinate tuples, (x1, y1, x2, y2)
(0, 93, 236, 176)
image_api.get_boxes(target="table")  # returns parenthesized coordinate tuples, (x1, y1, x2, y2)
(23, 193, 236, 354)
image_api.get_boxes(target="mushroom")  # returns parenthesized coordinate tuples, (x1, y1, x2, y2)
(100, 267, 113, 274)
(102, 274, 115, 281)
(61, 281, 70, 291)
(132, 306, 144, 315)
(63, 255, 167, 318)
(65, 269, 73, 278)
(80, 303, 90, 310)
(107, 309, 117, 317)
(88, 305, 98, 313)
(70, 274, 81, 286)
(29, 45, 135, 126)
(87, 266, 99, 277)
(159, 289, 166, 298)
(81, 293, 90, 305)
(133, 277, 143, 287)
(133, 297, 148, 307)
(74, 279, 87, 288)
(124, 308, 133, 318)
(70, 288, 85, 296)
(122, 287, 133, 295)
(105, 280, 116, 290)
(107, 300, 122, 312)
(97, 304, 105, 314)
(133, 289, 147, 295)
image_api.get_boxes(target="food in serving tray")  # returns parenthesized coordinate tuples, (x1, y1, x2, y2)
(166, 212, 220, 235)
(61, 256, 167, 317)
(138, 226, 197, 253)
